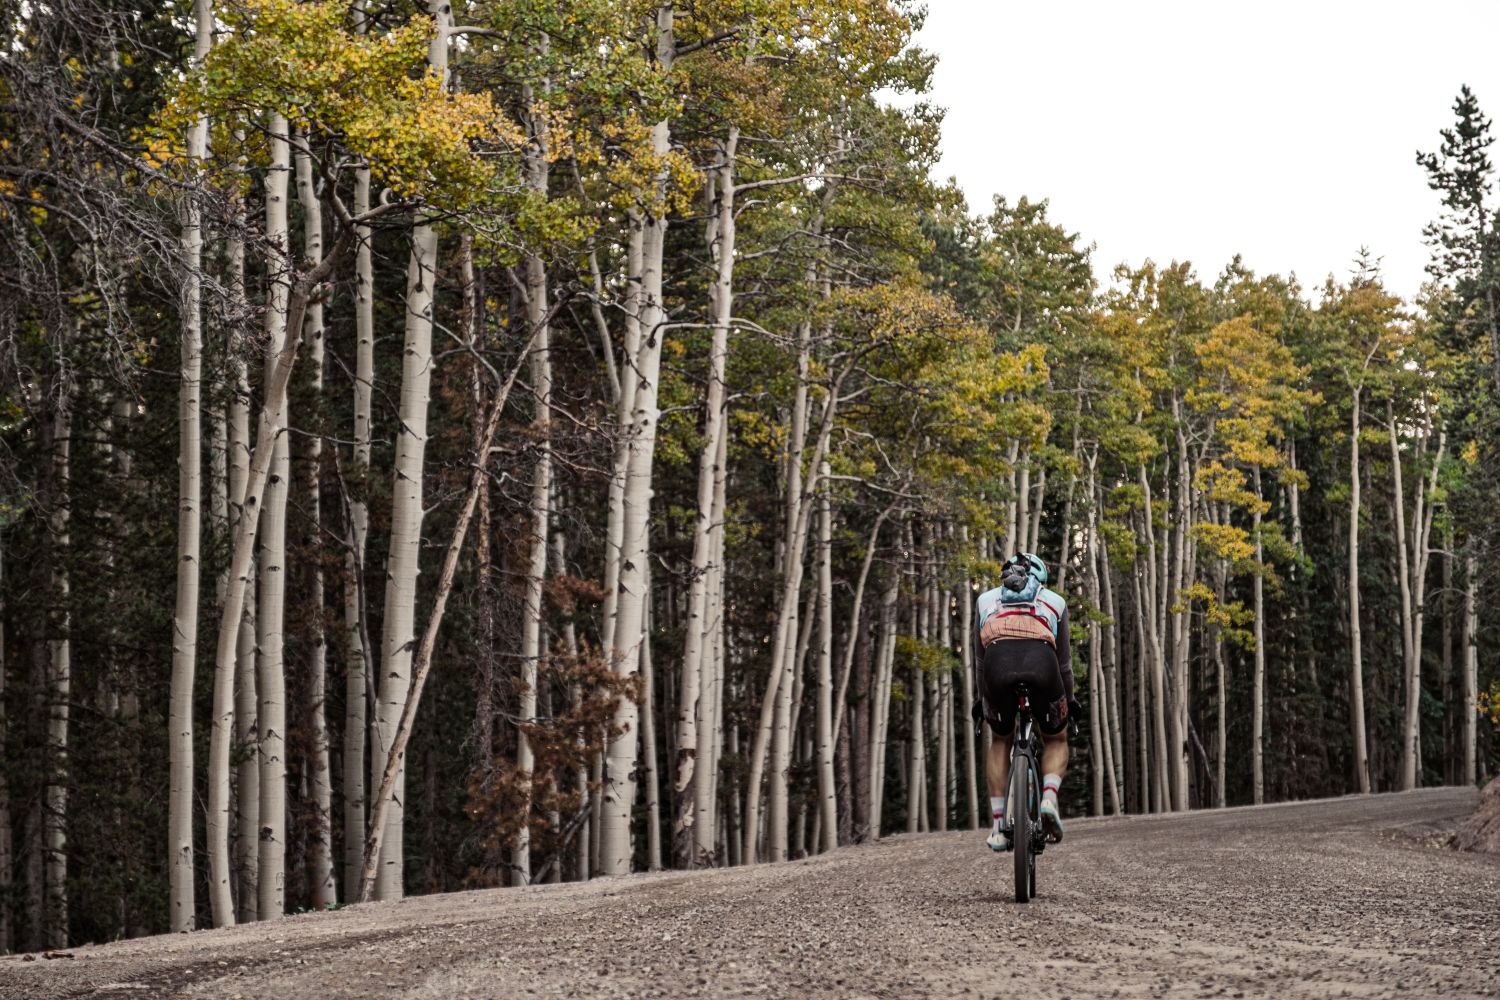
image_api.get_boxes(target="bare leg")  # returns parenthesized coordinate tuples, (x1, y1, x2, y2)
(1041, 728, 1069, 784)
(986, 731, 1012, 799)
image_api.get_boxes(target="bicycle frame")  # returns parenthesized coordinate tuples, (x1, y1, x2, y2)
(1008, 684, 1045, 901)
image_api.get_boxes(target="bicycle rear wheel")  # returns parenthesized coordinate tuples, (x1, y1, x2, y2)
(1009, 752, 1034, 903)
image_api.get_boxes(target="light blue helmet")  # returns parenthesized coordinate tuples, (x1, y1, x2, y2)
(1005, 552, 1048, 586)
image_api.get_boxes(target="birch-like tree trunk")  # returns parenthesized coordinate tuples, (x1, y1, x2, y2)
(814, 465, 837, 851)
(1251, 466, 1266, 806)
(676, 126, 738, 868)
(515, 72, 553, 885)
(1347, 388, 1370, 793)
(599, 5, 674, 876)
(227, 174, 259, 924)
(372, 0, 451, 899)
(1392, 413, 1444, 791)
(169, 0, 211, 933)
(256, 114, 292, 919)
(293, 131, 334, 911)
(205, 123, 357, 931)
(342, 162, 374, 904)
(341, 0, 375, 905)
(641, 591, 662, 872)
(957, 531, 978, 830)
(692, 420, 730, 862)
(867, 565, 899, 836)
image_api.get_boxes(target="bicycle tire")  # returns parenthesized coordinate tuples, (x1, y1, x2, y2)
(1027, 761, 1039, 898)
(1010, 752, 1033, 903)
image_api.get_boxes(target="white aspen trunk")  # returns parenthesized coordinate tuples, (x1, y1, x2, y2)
(232, 389, 258, 923)
(600, 219, 644, 657)
(1029, 466, 1046, 559)
(600, 9, 675, 877)
(1169, 422, 1192, 811)
(1463, 552, 1478, 786)
(170, 0, 211, 934)
(906, 650, 926, 835)
(1098, 514, 1125, 812)
(1251, 466, 1266, 806)
(1084, 478, 1103, 816)
(514, 77, 553, 885)
(1389, 408, 1417, 791)
(761, 263, 820, 863)
(221, 170, 257, 921)
(1004, 440, 1020, 551)
(343, 0, 374, 902)
(641, 592, 663, 872)
(1017, 460, 1031, 554)
(867, 567, 900, 836)
(342, 159, 373, 904)
(45, 400, 71, 949)
(814, 464, 837, 852)
(256, 115, 292, 919)
(373, 0, 451, 898)
(957, 537, 978, 830)
(207, 134, 354, 931)
(693, 421, 729, 862)
(1137, 466, 1169, 813)
(677, 127, 738, 868)
(294, 131, 335, 911)
(1347, 389, 1369, 793)
(936, 569, 952, 834)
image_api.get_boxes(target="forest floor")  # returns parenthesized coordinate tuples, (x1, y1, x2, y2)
(2, 786, 1496, 1000)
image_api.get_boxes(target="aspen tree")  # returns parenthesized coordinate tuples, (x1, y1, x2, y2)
(514, 61, 553, 886)
(293, 134, 334, 908)
(342, 0, 375, 905)
(169, 0, 212, 933)
(257, 113, 292, 919)
(227, 146, 259, 924)
(814, 464, 837, 851)
(374, 0, 453, 898)
(676, 125, 738, 869)
(599, 4, 675, 876)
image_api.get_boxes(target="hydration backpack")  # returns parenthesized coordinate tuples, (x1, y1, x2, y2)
(977, 569, 1064, 648)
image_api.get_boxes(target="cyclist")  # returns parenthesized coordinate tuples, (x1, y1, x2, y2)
(972, 552, 1076, 852)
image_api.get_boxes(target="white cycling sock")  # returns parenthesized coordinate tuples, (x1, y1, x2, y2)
(990, 796, 1006, 831)
(1042, 774, 1061, 807)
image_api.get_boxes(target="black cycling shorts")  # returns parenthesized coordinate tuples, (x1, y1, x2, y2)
(980, 638, 1067, 737)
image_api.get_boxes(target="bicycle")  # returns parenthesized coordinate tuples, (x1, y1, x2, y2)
(1007, 683, 1045, 903)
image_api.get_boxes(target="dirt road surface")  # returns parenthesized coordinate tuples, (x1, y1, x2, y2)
(3, 787, 1496, 999)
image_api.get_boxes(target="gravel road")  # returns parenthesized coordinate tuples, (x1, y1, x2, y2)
(3, 787, 1496, 999)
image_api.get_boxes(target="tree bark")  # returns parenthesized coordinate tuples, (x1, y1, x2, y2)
(676, 126, 738, 868)
(293, 130, 335, 912)
(341, 158, 374, 905)
(1252, 466, 1266, 806)
(255, 113, 292, 920)
(1347, 388, 1370, 793)
(814, 464, 837, 852)
(170, 0, 211, 934)
(372, 0, 451, 899)
(599, 5, 675, 876)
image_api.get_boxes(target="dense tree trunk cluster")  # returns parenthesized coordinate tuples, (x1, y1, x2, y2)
(0, 0, 1496, 952)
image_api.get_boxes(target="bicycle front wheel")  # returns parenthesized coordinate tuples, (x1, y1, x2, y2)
(1009, 752, 1034, 903)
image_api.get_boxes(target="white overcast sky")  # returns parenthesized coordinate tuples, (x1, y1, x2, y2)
(913, 0, 1500, 302)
